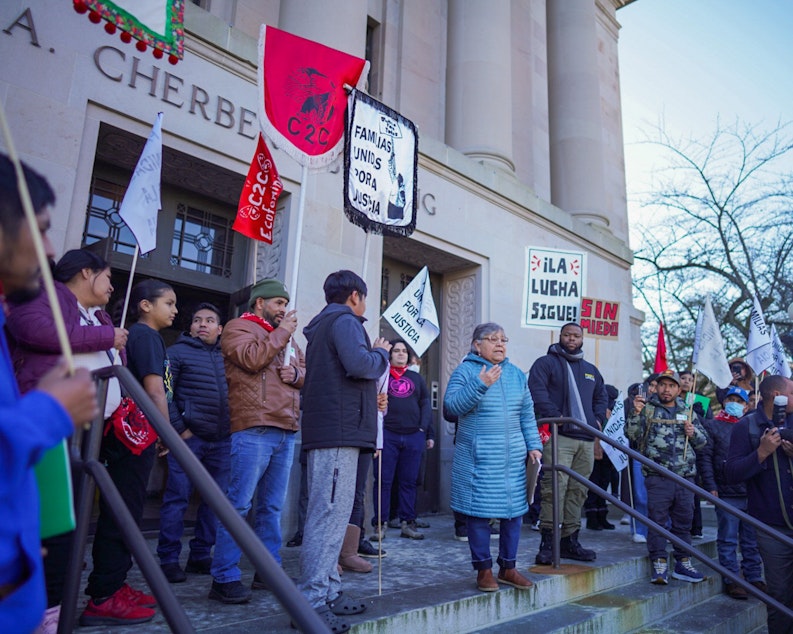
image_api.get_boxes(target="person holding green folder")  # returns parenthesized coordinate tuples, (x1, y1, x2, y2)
(0, 154, 98, 634)
(7, 247, 128, 633)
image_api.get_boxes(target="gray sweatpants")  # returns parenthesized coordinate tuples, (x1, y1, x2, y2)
(298, 447, 360, 608)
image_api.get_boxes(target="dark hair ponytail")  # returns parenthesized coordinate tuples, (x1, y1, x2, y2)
(128, 278, 173, 322)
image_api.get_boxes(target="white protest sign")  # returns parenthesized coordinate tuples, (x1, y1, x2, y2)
(382, 266, 439, 357)
(601, 392, 629, 472)
(522, 246, 586, 329)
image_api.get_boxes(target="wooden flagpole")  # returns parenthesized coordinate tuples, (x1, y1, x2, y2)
(119, 243, 140, 330)
(283, 163, 308, 367)
(0, 104, 75, 374)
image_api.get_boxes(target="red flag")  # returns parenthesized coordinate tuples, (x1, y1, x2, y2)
(233, 134, 283, 244)
(257, 25, 368, 170)
(654, 322, 669, 373)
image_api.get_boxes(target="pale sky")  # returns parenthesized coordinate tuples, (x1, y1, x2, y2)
(618, 0, 793, 228)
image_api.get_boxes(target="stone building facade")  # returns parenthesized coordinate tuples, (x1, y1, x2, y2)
(0, 0, 641, 527)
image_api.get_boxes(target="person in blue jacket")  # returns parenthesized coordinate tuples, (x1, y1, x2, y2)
(157, 303, 231, 583)
(0, 154, 98, 633)
(445, 322, 542, 593)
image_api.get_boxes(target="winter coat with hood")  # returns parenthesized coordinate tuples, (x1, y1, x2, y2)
(167, 332, 230, 441)
(445, 353, 542, 519)
(528, 343, 608, 440)
(221, 317, 304, 433)
(300, 303, 389, 451)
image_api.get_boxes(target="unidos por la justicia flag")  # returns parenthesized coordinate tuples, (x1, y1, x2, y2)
(257, 25, 368, 171)
(343, 90, 418, 237)
(233, 133, 284, 244)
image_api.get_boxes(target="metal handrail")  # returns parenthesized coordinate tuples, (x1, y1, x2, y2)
(59, 365, 329, 633)
(541, 415, 793, 621)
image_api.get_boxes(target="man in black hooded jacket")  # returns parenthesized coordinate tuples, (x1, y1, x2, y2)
(529, 322, 608, 564)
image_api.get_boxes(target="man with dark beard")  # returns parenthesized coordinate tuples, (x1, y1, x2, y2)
(529, 322, 608, 565)
(208, 279, 304, 604)
(0, 154, 98, 632)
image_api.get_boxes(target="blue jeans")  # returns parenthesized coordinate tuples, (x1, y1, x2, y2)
(157, 435, 231, 564)
(631, 460, 648, 537)
(373, 429, 425, 523)
(715, 496, 763, 584)
(210, 427, 295, 583)
(466, 515, 522, 570)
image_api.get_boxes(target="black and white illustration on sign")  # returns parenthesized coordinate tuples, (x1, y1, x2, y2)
(343, 90, 418, 237)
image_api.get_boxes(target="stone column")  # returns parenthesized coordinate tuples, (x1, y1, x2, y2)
(446, 0, 514, 171)
(546, 0, 609, 227)
(278, 0, 367, 57)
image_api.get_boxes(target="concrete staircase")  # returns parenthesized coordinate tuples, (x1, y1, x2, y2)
(352, 540, 767, 634)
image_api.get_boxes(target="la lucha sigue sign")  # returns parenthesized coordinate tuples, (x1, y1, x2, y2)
(580, 297, 619, 339)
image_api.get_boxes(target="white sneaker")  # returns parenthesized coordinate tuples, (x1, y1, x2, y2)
(632, 533, 647, 543)
(620, 514, 631, 525)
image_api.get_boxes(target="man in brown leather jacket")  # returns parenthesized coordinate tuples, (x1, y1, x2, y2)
(207, 278, 305, 604)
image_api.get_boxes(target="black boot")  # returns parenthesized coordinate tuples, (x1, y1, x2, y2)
(585, 509, 602, 531)
(560, 530, 596, 562)
(535, 529, 553, 565)
(598, 509, 615, 530)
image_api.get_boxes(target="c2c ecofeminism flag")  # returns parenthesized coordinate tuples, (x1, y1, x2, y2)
(258, 25, 368, 171)
(233, 133, 284, 244)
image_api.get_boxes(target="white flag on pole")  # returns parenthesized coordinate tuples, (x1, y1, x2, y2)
(771, 324, 792, 378)
(746, 295, 773, 375)
(692, 296, 733, 388)
(382, 266, 440, 357)
(601, 392, 629, 472)
(119, 112, 163, 254)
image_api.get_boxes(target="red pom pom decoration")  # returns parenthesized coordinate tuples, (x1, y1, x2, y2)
(88, 11, 102, 24)
(120, 31, 132, 44)
(136, 40, 147, 53)
(168, 55, 179, 65)
(104, 22, 117, 35)
(153, 48, 164, 60)
(73, 1, 88, 14)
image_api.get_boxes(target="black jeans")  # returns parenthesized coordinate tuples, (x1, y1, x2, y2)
(85, 435, 156, 598)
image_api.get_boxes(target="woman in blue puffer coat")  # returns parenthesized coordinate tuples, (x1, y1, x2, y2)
(445, 322, 542, 593)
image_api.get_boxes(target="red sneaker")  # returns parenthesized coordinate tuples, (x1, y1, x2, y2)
(118, 583, 157, 608)
(79, 588, 155, 626)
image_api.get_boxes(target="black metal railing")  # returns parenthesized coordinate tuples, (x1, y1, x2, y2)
(58, 365, 329, 633)
(541, 416, 793, 621)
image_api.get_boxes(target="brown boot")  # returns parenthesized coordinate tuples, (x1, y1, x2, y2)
(497, 567, 533, 590)
(339, 525, 372, 573)
(476, 568, 499, 592)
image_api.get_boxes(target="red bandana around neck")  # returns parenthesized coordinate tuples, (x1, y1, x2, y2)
(390, 365, 407, 381)
(241, 312, 275, 332)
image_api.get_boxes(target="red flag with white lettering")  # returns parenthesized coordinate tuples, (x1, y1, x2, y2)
(257, 25, 368, 171)
(233, 133, 283, 244)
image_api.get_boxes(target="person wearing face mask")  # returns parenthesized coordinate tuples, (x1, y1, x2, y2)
(700, 386, 764, 600)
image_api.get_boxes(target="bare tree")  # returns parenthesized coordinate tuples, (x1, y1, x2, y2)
(632, 119, 793, 373)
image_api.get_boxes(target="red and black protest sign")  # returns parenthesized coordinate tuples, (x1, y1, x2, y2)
(257, 25, 368, 171)
(233, 133, 283, 244)
(580, 296, 620, 339)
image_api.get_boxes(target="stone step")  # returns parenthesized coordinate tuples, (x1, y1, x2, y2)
(471, 568, 762, 634)
(352, 542, 727, 634)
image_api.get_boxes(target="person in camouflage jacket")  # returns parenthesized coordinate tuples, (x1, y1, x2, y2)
(624, 369, 708, 585)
